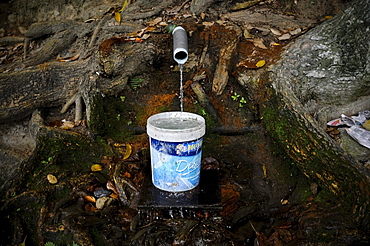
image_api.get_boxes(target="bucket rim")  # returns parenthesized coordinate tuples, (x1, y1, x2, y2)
(147, 111, 206, 142)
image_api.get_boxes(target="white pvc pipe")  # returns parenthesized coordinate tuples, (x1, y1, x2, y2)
(172, 26, 188, 65)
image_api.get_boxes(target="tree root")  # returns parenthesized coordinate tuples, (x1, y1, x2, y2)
(60, 93, 85, 123)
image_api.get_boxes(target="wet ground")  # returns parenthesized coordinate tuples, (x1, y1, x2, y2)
(1, 0, 369, 245)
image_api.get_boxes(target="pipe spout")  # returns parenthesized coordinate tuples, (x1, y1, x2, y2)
(172, 26, 188, 65)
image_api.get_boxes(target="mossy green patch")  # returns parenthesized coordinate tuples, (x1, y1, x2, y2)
(261, 83, 370, 224)
(21, 131, 107, 192)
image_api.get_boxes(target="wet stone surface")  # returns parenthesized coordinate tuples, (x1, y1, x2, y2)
(138, 169, 222, 209)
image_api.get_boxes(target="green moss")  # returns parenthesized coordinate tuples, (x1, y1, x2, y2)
(20, 130, 108, 192)
(89, 227, 105, 245)
(261, 84, 370, 224)
(88, 93, 106, 135)
(193, 102, 217, 130)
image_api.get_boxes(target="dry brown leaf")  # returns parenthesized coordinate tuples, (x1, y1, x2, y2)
(243, 29, 254, 39)
(58, 53, 80, 62)
(123, 172, 132, 178)
(252, 39, 267, 49)
(289, 28, 302, 36)
(267, 231, 284, 246)
(106, 180, 119, 194)
(278, 33, 291, 41)
(96, 197, 113, 209)
(146, 17, 162, 26)
(271, 28, 282, 36)
(202, 22, 214, 26)
(47, 174, 58, 184)
(59, 120, 75, 130)
(85, 203, 98, 212)
(141, 33, 151, 40)
(145, 26, 156, 32)
(84, 195, 96, 203)
(110, 193, 119, 200)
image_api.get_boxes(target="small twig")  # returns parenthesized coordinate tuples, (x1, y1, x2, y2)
(113, 163, 129, 206)
(250, 221, 257, 233)
(88, 14, 111, 49)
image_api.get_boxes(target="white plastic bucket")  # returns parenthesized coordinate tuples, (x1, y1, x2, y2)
(147, 112, 206, 192)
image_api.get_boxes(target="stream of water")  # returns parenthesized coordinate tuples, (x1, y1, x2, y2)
(179, 64, 184, 112)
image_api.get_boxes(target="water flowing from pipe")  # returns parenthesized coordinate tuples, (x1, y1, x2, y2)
(179, 64, 184, 112)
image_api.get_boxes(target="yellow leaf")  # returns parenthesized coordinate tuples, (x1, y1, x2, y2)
(47, 174, 58, 184)
(362, 120, 370, 130)
(256, 60, 266, 68)
(114, 12, 121, 23)
(281, 199, 289, 205)
(119, 0, 130, 12)
(123, 143, 132, 159)
(91, 164, 103, 172)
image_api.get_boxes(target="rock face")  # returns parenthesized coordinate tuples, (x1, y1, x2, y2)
(264, 0, 370, 226)
(271, 0, 370, 126)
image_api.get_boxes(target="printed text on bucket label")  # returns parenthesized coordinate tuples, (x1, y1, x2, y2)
(175, 157, 201, 176)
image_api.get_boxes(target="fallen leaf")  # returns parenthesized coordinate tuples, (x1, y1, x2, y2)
(83, 195, 96, 203)
(123, 172, 132, 178)
(47, 174, 58, 184)
(243, 29, 254, 39)
(256, 60, 266, 68)
(91, 164, 103, 172)
(146, 17, 162, 26)
(96, 197, 113, 209)
(113, 142, 125, 147)
(278, 33, 291, 41)
(158, 21, 168, 26)
(145, 26, 157, 32)
(271, 28, 282, 36)
(141, 33, 151, 40)
(85, 203, 97, 212)
(363, 120, 370, 130)
(59, 120, 75, 130)
(114, 12, 121, 23)
(281, 199, 289, 205)
(106, 180, 119, 194)
(202, 22, 214, 26)
(58, 53, 80, 62)
(110, 193, 119, 200)
(252, 39, 267, 49)
(289, 28, 302, 36)
(123, 143, 132, 159)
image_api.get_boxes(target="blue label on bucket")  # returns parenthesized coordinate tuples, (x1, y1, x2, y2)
(150, 138, 202, 192)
